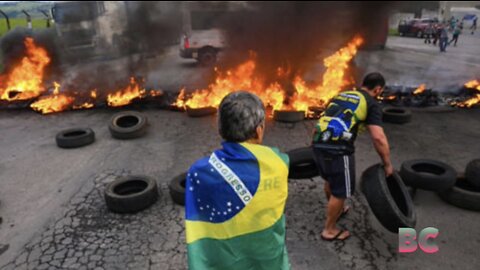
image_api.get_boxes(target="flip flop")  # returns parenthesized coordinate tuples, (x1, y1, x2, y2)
(321, 230, 350, 241)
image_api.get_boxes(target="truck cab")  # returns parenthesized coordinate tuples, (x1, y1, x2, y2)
(52, 1, 128, 60)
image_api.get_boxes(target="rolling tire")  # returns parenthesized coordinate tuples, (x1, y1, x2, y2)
(361, 164, 416, 233)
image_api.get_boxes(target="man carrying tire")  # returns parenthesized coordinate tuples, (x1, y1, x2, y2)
(312, 72, 393, 241)
(185, 91, 290, 269)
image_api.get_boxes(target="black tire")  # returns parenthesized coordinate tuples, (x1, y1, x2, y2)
(465, 159, 480, 188)
(198, 48, 217, 66)
(406, 186, 417, 199)
(382, 107, 412, 124)
(56, 128, 95, 149)
(287, 147, 319, 179)
(104, 175, 158, 213)
(169, 172, 186, 206)
(400, 159, 456, 191)
(109, 111, 148, 139)
(273, 110, 305, 123)
(186, 106, 217, 117)
(438, 175, 480, 211)
(361, 164, 416, 233)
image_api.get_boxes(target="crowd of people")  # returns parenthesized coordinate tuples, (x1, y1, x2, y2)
(423, 15, 477, 52)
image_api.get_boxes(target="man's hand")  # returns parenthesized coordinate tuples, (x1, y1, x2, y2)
(384, 163, 394, 177)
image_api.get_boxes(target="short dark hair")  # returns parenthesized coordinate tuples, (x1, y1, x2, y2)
(218, 91, 265, 142)
(362, 72, 385, 90)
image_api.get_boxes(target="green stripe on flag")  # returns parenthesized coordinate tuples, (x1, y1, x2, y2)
(187, 216, 290, 270)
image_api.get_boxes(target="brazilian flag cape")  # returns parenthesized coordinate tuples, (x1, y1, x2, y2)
(185, 142, 290, 270)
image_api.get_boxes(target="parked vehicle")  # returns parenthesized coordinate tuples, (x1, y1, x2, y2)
(398, 18, 438, 38)
(179, 2, 248, 66)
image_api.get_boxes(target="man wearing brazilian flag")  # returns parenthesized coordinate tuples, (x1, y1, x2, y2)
(185, 91, 290, 270)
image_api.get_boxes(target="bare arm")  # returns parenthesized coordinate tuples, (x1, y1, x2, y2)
(367, 125, 393, 176)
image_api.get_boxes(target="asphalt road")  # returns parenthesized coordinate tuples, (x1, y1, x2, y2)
(0, 35, 480, 269)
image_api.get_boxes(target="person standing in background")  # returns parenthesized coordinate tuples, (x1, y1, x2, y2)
(449, 25, 461, 46)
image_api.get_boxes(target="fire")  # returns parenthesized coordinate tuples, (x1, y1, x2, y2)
(30, 82, 75, 114)
(107, 77, 146, 107)
(149, 90, 163, 97)
(413, 84, 426, 95)
(464, 80, 480, 90)
(173, 37, 364, 114)
(72, 103, 94, 110)
(456, 80, 480, 108)
(377, 95, 397, 101)
(0, 37, 51, 101)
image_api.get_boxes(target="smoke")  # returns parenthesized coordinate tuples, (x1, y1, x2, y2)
(218, 1, 394, 84)
(0, 1, 396, 97)
(0, 27, 61, 78)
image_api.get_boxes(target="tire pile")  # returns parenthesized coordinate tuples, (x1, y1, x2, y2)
(275, 145, 480, 233)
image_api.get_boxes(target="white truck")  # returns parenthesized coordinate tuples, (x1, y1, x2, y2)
(179, 2, 250, 66)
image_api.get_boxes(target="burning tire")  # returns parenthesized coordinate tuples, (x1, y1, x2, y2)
(438, 174, 480, 212)
(169, 172, 187, 206)
(382, 107, 411, 124)
(104, 175, 158, 213)
(361, 164, 416, 233)
(287, 147, 319, 179)
(273, 110, 305, 123)
(186, 106, 217, 117)
(56, 128, 95, 149)
(400, 159, 456, 191)
(109, 111, 148, 139)
(465, 159, 480, 188)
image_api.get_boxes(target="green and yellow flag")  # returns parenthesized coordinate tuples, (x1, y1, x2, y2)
(185, 142, 290, 270)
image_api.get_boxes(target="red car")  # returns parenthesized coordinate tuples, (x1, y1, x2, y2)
(398, 18, 438, 38)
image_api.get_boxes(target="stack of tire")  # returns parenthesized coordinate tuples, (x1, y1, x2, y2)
(400, 159, 480, 212)
(438, 159, 480, 212)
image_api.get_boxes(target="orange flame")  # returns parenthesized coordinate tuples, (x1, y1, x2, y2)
(107, 77, 146, 107)
(0, 37, 51, 101)
(72, 103, 94, 110)
(413, 84, 426, 95)
(30, 82, 75, 114)
(465, 80, 480, 90)
(377, 95, 397, 101)
(456, 80, 480, 108)
(173, 37, 364, 114)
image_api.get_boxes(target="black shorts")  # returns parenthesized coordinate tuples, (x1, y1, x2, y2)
(312, 147, 355, 198)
